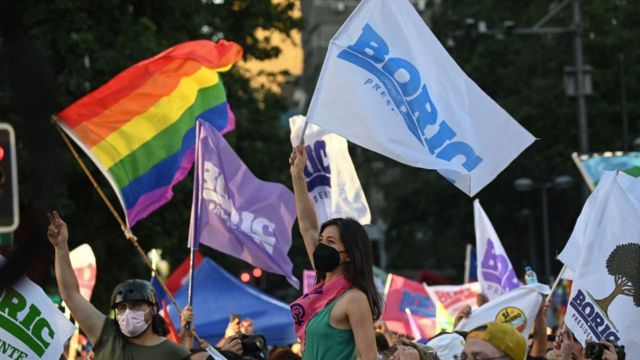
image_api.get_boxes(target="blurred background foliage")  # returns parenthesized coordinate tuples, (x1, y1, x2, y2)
(0, 0, 638, 310)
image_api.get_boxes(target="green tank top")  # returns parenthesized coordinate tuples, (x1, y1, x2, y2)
(302, 292, 356, 360)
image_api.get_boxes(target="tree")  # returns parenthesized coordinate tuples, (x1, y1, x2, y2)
(596, 243, 640, 314)
(376, 0, 640, 280)
(0, 0, 301, 309)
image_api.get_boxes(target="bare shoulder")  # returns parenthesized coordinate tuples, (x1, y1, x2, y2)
(343, 289, 369, 307)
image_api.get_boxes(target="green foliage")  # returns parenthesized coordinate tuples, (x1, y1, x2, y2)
(0, 0, 300, 310)
(375, 0, 640, 280)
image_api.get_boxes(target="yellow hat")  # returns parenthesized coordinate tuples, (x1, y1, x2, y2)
(467, 322, 526, 360)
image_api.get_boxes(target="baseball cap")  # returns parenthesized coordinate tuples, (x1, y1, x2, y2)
(426, 332, 466, 359)
(467, 322, 526, 360)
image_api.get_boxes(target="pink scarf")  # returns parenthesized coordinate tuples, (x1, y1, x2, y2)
(290, 275, 351, 348)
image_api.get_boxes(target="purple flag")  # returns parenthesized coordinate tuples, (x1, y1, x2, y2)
(189, 121, 299, 288)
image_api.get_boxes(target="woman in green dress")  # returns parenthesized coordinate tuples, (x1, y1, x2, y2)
(289, 145, 382, 360)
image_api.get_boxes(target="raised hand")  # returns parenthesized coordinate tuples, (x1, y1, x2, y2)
(289, 145, 308, 178)
(47, 211, 68, 247)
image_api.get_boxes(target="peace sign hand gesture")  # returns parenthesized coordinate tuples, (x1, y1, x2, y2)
(47, 211, 68, 247)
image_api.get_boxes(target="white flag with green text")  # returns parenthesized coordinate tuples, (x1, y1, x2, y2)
(0, 256, 76, 360)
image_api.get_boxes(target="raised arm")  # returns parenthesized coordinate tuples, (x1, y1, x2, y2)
(529, 298, 548, 357)
(48, 211, 105, 344)
(289, 145, 320, 269)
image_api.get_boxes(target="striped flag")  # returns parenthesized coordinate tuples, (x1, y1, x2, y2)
(56, 40, 242, 226)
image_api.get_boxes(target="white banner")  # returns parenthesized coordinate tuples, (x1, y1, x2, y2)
(426, 282, 481, 317)
(455, 283, 549, 341)
(69, 244, 97, 301)
(289, 115, 371, 225)
(558, 171, 640, 357)
(305, 0, 534, 196)
(474, 199, 520, 300)
(0, 256, 76, 360)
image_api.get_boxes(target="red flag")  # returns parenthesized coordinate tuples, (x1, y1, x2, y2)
(162, 300, 181, 343)
(165, 252, 204, 294)
(381, 274, 437, 339)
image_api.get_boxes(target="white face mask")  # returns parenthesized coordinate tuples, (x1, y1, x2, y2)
(117, 308, 152, 337)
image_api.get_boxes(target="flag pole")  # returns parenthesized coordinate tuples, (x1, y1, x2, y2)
(545, 264, 567, 303)
(52, 117, 184, 316)
(463, 244, 472, 284)
(297, 120, 309, 146)
(404, 308, 422, 341)
(571, 152, 595, 192)
(185, 247, 196, 332)
(185, 121, 203, 333)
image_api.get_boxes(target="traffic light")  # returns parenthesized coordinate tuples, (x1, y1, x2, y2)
(0, 123, 19, 232)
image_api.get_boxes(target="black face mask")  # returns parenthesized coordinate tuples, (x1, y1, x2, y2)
(313, 243, 346, 272)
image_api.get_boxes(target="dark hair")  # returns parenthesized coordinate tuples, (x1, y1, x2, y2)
(375, 332, 390, 352)
(317, 218, 382, 319)
(151, 312, 169, 336)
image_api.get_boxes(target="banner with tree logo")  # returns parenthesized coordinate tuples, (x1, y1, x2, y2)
(558, 171, 640, 357)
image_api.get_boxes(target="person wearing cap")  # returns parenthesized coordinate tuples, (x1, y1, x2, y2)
(427, 332, 466, 360)
(459, 322, 527, 360)
(388, 339, 439, 360)
(48, 211, 191, 359)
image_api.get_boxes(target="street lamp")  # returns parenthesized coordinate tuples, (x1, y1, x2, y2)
(514, 175, 574, 282)
(447, 0, 590, 155)
(633, 137, 640, 152)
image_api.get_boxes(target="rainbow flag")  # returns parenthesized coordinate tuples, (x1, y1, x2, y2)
(56, 40, 242, 226)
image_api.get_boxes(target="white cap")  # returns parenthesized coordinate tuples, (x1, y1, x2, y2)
(426, 333, 466, 360)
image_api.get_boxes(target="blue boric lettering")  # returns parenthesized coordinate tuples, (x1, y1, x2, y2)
(304, 140, 331, 192)
(399, 290, 435, 318)
(338, 23, 483, 172)
(570, 289, 621, 342)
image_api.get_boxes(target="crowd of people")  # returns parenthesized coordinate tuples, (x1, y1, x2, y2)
(45, 146, 623, 360)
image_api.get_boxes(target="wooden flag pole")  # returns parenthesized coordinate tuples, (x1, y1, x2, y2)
(545, 264, 567, 304)
(571, 152, 596, 192)
(52, 117, 185, 320)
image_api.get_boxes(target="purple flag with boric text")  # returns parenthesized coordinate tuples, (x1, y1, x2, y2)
(474, 200, 520, 300)
(189, 120, 299, 288)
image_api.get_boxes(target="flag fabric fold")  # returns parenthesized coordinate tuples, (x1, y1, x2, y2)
(57, 40, 242, 226)
(289, 115, 371, 225)
(474, 199, 520, 300)
(426, 282, 481, 318)
(189, 120, 299, 288)
(558, 171, 640, 357)
(305, 0, 534, 196)
(455, 283, 550, 341)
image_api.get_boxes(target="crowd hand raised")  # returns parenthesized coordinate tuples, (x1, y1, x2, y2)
(289, 145, 307, 177)
(224, 318, 240, 338)
(47, 211, 68, 247)
(557, 329, 574, 359)
(600, 341, 620, 360)
(476, 293, 489, 307)
(454, 305, 472, 327)
(220, 335, 242, 355)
